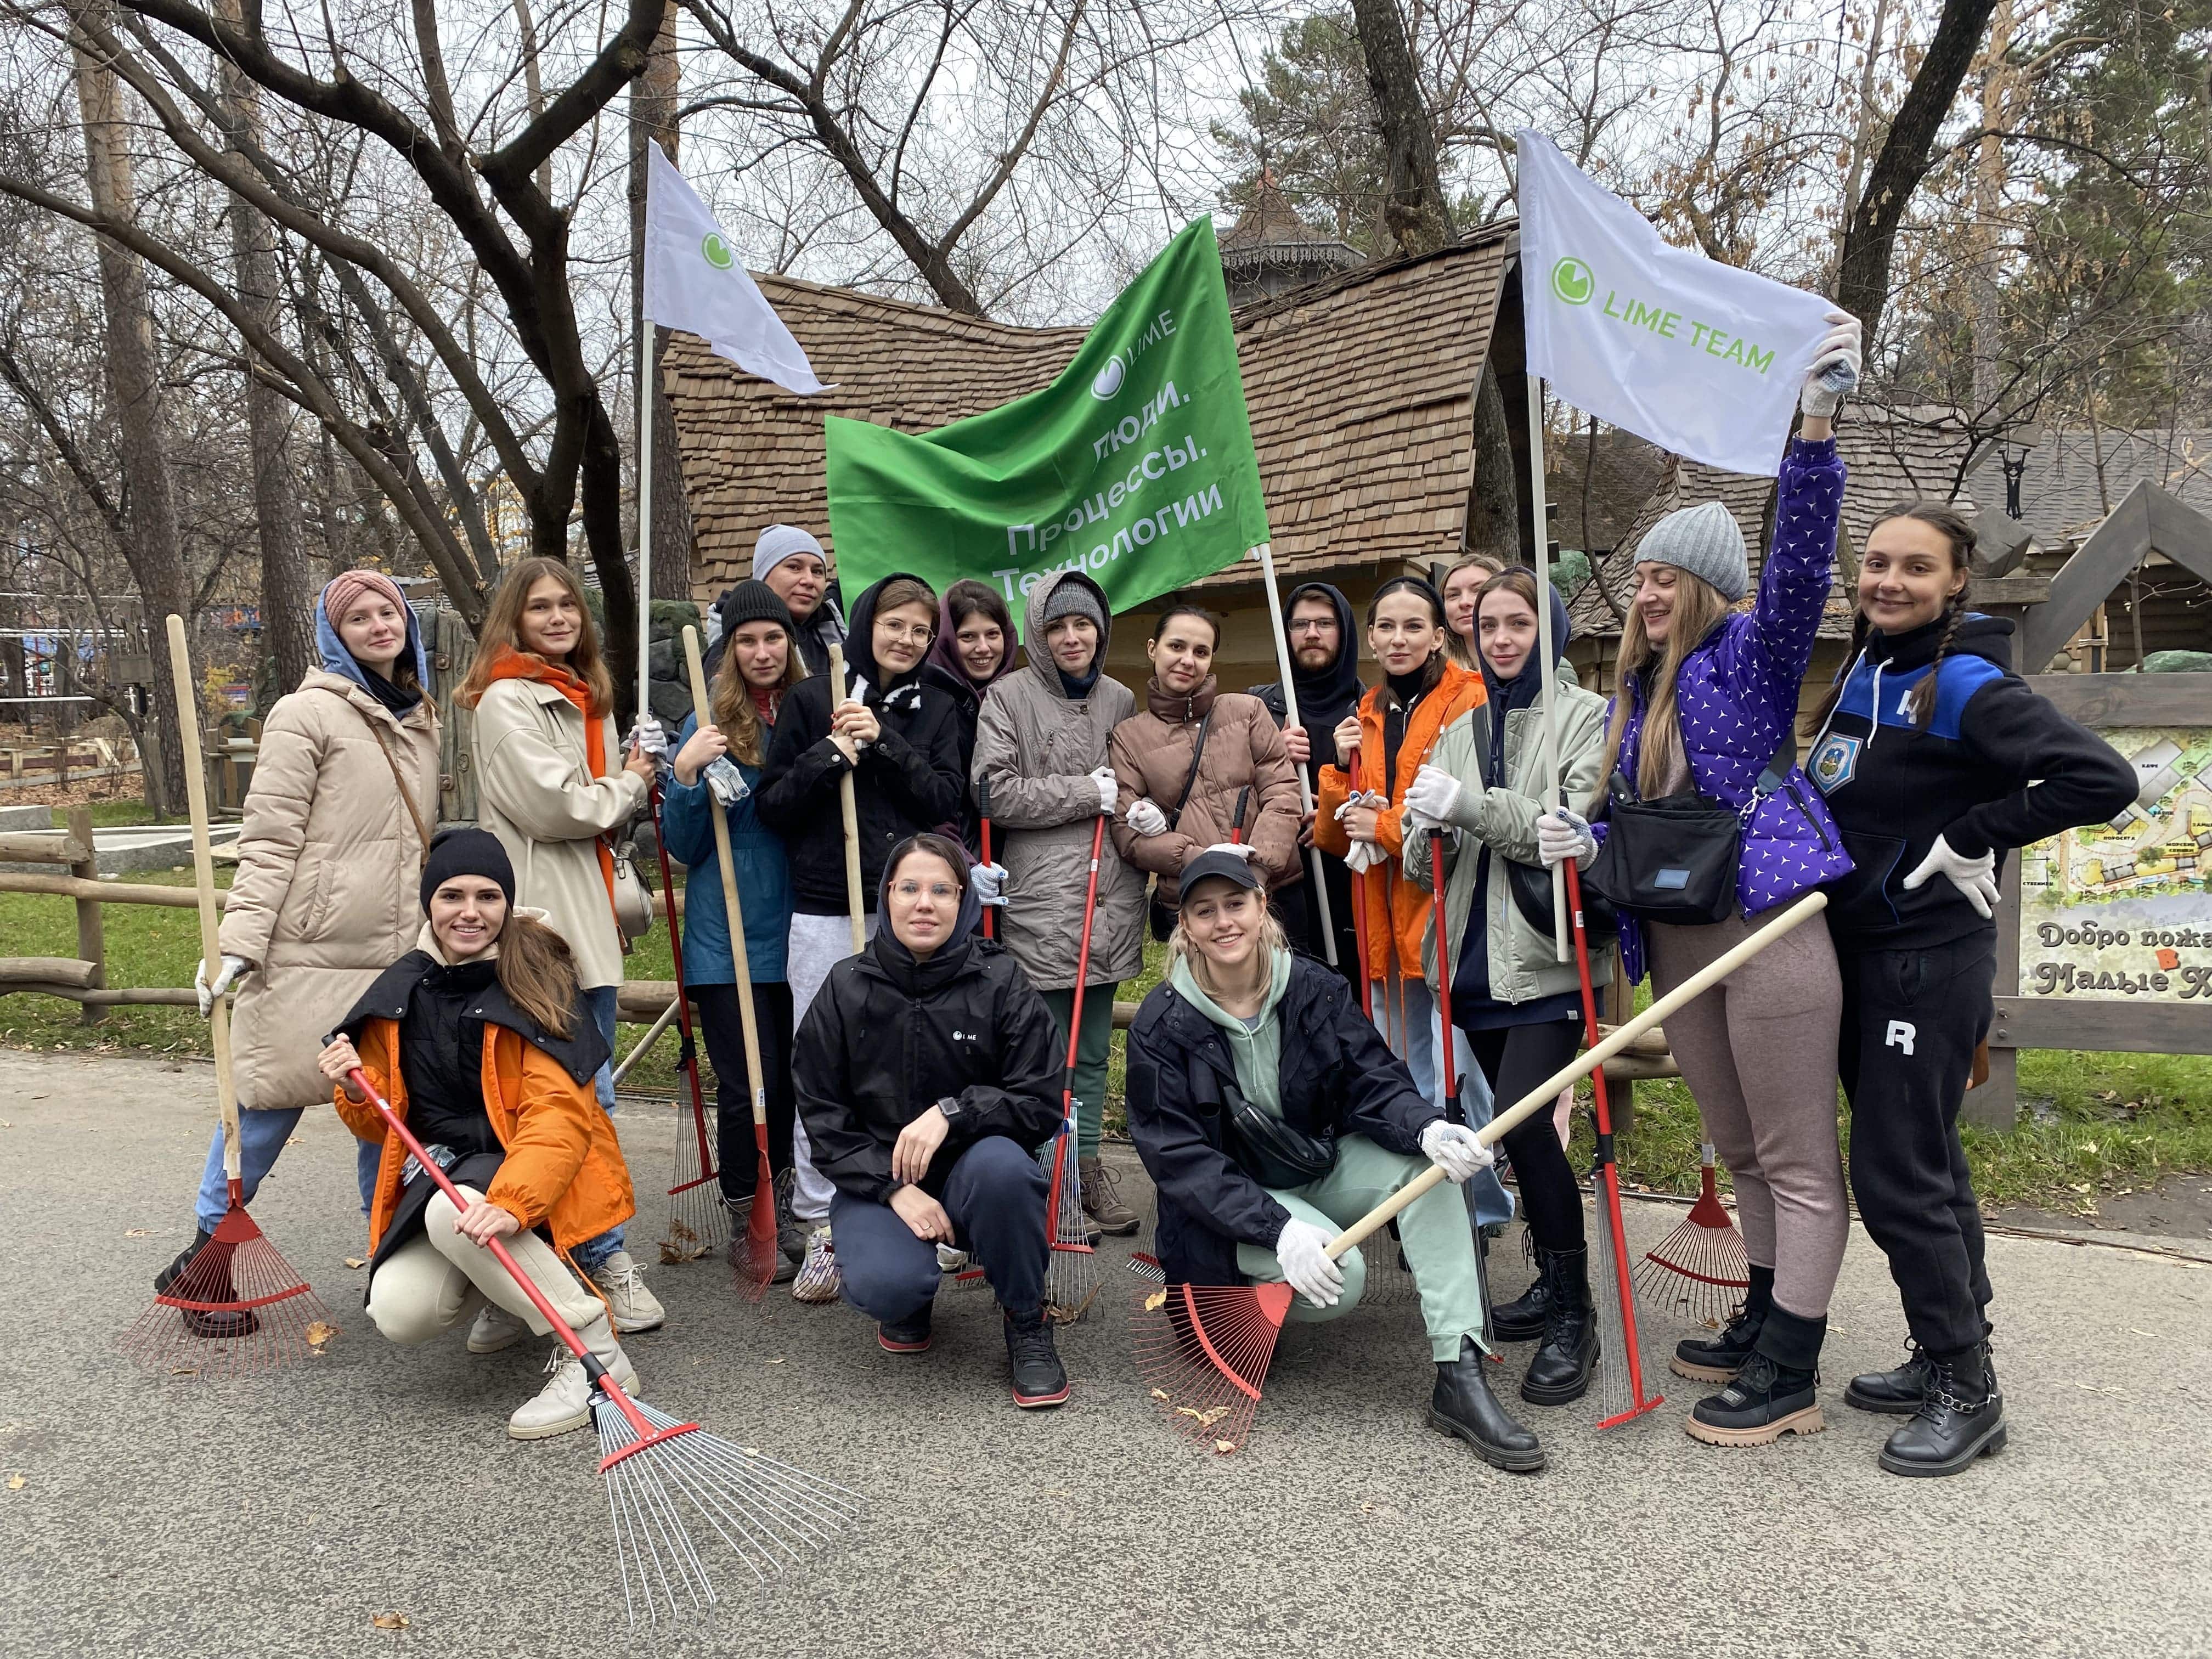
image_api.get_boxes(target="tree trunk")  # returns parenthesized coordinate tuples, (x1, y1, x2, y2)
(1836, 0, 1999, 345)
(1466, 363, 1520, 560)
(71, 12, 189, 817)
(628, 4, 694, 602)
(217, 15, 318, 693)
(1969, 0, 2016, 424)
(1349, 0, 1453, 258)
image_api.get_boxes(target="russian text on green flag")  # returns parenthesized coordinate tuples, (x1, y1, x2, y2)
(824, 219, 1269, 622)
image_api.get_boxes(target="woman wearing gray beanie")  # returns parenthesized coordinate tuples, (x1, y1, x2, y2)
(1534, 311, 1863, 1448)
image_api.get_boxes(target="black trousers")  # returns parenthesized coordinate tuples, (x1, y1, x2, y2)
(1836, 929, 1997, 1357)
(1467, 1019, 1587, 1254)
(1271, 851, 1361, 995)
(692, 980, 796, 1204)
(831, 1137, 1048, 1323)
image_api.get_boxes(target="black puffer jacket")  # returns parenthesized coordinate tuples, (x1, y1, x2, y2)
(792, 882, 1063, 1205)
(1125, 953, 1438, 1286)
(757, 573, 968, 915)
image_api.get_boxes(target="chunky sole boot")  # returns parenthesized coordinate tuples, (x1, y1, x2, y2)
(1520, 1248, 1596, 1406)
(1488, 1248, 1551, 1344)
(1878, 1352, 2006, 1477)
(1846, 1350, 1931, 1416)
(1684, 1353, 1825, 1447)
(1879, 1410, 2006, 1477)
(1078, 1155, 1142, 1237)
(1429, 1338, 1546, 1472)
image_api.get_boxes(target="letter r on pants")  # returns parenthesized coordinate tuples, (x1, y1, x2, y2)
(1885, 1020, 1916, 1056)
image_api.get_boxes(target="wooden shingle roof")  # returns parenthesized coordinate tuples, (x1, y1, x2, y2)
(662, 224, 1515, 599)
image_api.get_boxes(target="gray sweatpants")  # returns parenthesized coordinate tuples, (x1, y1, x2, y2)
(1646, 910, 1846, 1322)
(785, 910, 877, 1224)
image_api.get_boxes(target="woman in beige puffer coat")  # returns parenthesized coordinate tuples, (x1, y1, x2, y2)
(158, 572, 439, 1312)
(970, 570, 1148, 1233)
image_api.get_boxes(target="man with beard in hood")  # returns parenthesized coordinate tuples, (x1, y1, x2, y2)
(1250, 582, 1363, 987)
(793, 833, 1069, 1406)
(758, 572, 968, 1303)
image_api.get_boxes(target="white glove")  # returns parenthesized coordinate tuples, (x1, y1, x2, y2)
(625, 719, 669, 760)
(1404, 764, 1464, 828)
(1344, 840, 1386, 876)
(1536, 808, 1598, 871)
(1333, 788, 1389, 823)
(1088, 766, 1119, 817)
(1203, 840, 1257, 862)
(194, 954, 250, 1017)
(1125, 797, 1168, 837)
(1902, 833, 1999, 919)
(1799, 309, 1863, 417)
(970, 861, 1008, 908)
(1272, 1216, 1344, 1309)
(1420, 1119, 1496, 1184)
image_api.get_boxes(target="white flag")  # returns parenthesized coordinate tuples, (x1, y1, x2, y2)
(1517, 129, 1832, 476)
(643, 145, 830, 396)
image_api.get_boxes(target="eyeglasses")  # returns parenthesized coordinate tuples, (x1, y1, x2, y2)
(893, 881, 960, 902)
(877, 620, 935, 644)
(1289, 617, 1336, 634)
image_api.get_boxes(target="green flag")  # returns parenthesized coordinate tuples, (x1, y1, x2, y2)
(825, 218, 1270, 626)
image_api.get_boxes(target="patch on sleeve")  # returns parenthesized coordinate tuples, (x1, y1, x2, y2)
(1808, 731, 1859, 794)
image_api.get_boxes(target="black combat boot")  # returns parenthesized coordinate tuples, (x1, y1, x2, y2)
(1519, 1248, 1597, 1407)
(1684, 1303, 1826, 1446)
(1488, 1245, 1553, 1343)
(1845, 1343, 1930, 1415)
(1672, 1263, 1774, 1383)
(1879, 1343, 2005, 1477)
(1429, 1336, 1545, 1472)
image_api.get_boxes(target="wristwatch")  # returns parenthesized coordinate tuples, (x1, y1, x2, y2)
(934, 1096, 962, 1125)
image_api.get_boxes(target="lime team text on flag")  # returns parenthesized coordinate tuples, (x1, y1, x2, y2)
(1517, 128, 1835, 476)
(823, 218, 1270, 623)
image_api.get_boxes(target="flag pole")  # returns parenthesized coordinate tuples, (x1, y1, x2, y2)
(636, 307, 656, 730)
(1255, 541, 1338, 968)
(1526, 377, 1570, 963)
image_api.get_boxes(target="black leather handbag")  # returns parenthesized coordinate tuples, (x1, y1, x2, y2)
(1582, 737, 1794, 926)
(1223, 1087, 1338, 1190)
(1505, 854, 1620, 946)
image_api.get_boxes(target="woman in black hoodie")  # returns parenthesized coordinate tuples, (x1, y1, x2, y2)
(758, 571, 969, 1301)
(1804, 501, 2137, 1479)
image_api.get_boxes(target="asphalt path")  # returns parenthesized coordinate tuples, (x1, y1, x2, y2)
(2, 1047, 2207, 1657)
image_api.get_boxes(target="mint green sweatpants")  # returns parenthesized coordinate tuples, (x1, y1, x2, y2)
(1233, 1133, 1490, 1362)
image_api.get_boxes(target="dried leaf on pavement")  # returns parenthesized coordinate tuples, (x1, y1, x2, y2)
(1143, 1289, 1167, 1311)
(306, 1321, 338, 1349)
(370, 1611, 409, 1631)
(6, 1474, 24, 1490)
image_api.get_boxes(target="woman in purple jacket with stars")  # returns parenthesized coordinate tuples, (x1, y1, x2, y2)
(1537, 313, 1861, 1449)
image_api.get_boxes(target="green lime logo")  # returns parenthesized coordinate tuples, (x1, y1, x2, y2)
(1550, 257, 1594, 306)
(701, 233, 734, 271)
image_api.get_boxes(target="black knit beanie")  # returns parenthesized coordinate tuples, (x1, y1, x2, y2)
(420, 827, 516, 914)
(713, 579, 797, 640)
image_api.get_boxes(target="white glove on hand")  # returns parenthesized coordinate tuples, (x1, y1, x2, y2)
(1344, 839, 1386, 876)
(1405, 764, 1464, 829)
(1273, 1216, 1344, 1309)
(1799, 309, 1864, 417)
(194, 954, 250, 1017)
(1202, 840, 1257, 862)
(1125, 797, 1168, 837)
(1902, 833, 2000, 919)
(1420, 1119, 1496, 1184)
(625, 719, 669, 760)
(1088, 766, 1119, 817)
(970, 861, 1008, 908)
(703, 754, 751, 807)
(1536, 808, 1598, 871)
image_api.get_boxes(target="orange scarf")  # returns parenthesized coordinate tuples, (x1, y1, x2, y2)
(481, 648, 617, 912)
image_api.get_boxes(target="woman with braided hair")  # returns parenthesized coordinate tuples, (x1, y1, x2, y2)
(1803, 502, 2135, 1477)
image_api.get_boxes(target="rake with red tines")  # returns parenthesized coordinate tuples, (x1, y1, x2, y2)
(1039, 815, 1107, 1322)
(1131, 891, 1831, 1453)
(681, 629, 781, 1297)
(1632, 1142, 1751, 1330)
(646, 777, 727, 1267)
(346, 1068, 858, 1625)
(123, 615, 333, 1379)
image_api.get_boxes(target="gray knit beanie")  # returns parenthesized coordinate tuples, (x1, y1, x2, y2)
(1040, 579, 1106, 631)
(752, 523, 825, 581)
(1634, 500, 1749, 603)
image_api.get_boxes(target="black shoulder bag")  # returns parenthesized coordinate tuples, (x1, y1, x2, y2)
(1186, 1052, 1335, 1190)
(1147, 708, 1216, 941)
(1582, 735, 1796, 925)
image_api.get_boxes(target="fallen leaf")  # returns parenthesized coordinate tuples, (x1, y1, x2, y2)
(1143, 1289, 1167, 1311)
(5, 1475, 23, 1490)
(285, 1137, 303, 1147)
(305, 1321, 337, 1348)
(1212, 1439, 1237, 1454)
(1175, 1405, 1231, 1427)
(30, 1093, 47, 1101)
(1149, 1388, 1171, 1402)
(124, 1228, 151, 1238)
(169, 1367, 198, 1377)
(765, 1357, 786, 1365)
(343, 1257, 366, 1270)
(370, 1611, 409, 1631)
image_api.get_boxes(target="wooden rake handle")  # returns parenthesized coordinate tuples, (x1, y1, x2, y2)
(681, 628, 770, 1129)
(166, 614, 241, 1170)
(825, 642, 867, 955)
(1321, 890, 1829, 1262)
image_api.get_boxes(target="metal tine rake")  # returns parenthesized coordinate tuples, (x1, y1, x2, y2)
(1633, 1142, 1751, 1329)
(647, 778, 725, 1266)
(346, 1065, 860, 1627)
(1132, 892, 1830, 1453)
(1037, 814, 1108, 1322)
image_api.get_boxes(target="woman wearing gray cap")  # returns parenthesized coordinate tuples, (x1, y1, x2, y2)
(707, 523, 846, 679)
(1534, 314, 1861, 1448)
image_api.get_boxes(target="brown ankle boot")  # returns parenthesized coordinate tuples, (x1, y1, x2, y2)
(1079, 1154, 1140, 1235)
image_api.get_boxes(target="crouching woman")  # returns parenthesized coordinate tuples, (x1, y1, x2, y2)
(1124, 849, 1544, 1472)
(315, 828, 640, 1441)
(792, 833, 1071, 1408)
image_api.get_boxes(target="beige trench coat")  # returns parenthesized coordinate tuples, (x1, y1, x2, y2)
(219, 671, 440, 1111)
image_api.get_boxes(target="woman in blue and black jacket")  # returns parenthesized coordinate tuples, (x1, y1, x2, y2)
(663, 580, 806, 1278)
(1803, 501, 2136, 1479)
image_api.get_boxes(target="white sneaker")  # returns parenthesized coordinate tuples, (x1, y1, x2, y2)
(936, 1243, 969, 1274)
(509, 1340, 637, 1441)
(466, 1302, 528, 1354)
(590, 1250, 665, 1334)
(791, 1225, 841, 1304)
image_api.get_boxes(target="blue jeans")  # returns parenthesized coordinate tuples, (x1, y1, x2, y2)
(574, 985, 625, 1274)
(1379, 975, 1514, 1228)
(830, 1137, 1048, 1326)
(193, 1108, 381, 1233)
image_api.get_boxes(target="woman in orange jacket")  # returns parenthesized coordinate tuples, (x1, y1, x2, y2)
(317, 828, 640, 1442)
(1312, 576, 1510, 1226)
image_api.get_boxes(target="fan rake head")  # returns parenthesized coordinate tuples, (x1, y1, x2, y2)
(1130, 1280, 1296, 1454)
(727, 1133, 782, 1302)
(1588, 1177, 1663, 1430)
(1041, 1128, 1099, 1323)
(595, 1390, 863, 1628)
(1632, 1154, 1750, 1330)
(657, 1079, 727, 1268)
(122, 1190, 335, 1380)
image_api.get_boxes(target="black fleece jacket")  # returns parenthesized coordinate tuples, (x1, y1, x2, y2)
(1807, 613, 2139, 948)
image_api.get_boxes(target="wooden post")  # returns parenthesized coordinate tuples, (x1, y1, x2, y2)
(66, 806, 104, 1026)
(1971, 856, 2023, 1129)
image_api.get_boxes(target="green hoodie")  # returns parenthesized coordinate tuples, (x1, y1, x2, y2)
(1167, 946, 1294, 1116)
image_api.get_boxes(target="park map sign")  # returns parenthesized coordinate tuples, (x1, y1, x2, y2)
(2017, 726, 2212, 1005)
